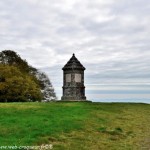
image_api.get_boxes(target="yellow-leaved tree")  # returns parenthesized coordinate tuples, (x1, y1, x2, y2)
(0, 64, 42, 102)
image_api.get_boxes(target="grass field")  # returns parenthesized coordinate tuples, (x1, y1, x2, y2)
(0, 102, 150, 150)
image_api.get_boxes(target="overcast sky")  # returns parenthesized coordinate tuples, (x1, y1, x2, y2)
(0, 0, 150, 99)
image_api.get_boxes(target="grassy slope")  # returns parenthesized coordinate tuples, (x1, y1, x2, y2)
(0, 102, 149, 150)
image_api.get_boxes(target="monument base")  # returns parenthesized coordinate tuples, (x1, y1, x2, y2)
(61, 96, 86, 101)
(58, 100, 92, 102)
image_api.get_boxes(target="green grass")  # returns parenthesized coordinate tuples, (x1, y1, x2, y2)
(0, 102, 150, 150)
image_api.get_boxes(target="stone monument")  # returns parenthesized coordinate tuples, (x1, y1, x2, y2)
(61, 54, 86, 101)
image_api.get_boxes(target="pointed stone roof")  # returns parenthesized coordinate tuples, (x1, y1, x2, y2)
(62, 53, 85, 70)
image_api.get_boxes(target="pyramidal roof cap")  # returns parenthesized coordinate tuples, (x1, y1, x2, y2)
(62, 53, 85, 70)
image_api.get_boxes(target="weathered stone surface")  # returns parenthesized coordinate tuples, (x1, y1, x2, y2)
(75, 73, 81, 82)
(61, 54, 86, 101)
(66, 74, 71, 82)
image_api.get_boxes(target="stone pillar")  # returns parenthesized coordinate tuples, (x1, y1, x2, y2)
(61, 54, 86, 101)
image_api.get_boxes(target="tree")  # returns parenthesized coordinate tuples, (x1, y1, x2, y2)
(0, 50, 30, 73)
(36, 71, 56, 101)
(0, 50, 57, 102)
(0, 64, 42, 102)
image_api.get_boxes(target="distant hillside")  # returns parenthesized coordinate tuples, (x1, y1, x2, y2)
(0, 50, 56, 102)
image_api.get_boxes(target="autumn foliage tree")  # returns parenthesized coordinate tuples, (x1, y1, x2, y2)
(0, 64, 42, 102)
(0, 50, 56, 102)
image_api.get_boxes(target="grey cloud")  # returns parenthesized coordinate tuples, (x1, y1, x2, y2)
(0, 0, 150, 98)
